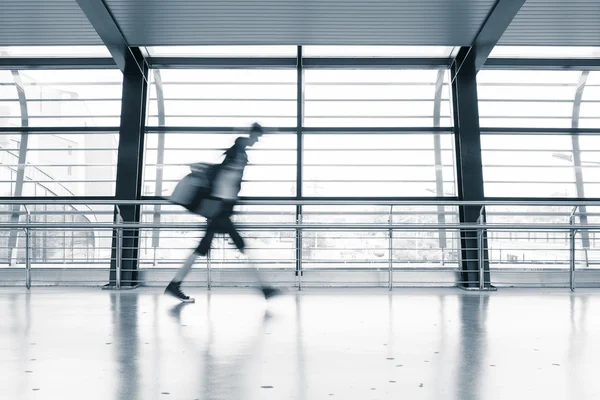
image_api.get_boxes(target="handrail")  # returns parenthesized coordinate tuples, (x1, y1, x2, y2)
(0, 222, 597, 230)
(2, 199, 600, 206)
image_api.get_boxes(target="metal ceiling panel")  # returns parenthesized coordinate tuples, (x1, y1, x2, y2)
(104, 0, 497, 46)
(0, 0, 102, 46)
(500, 0, 600, 46)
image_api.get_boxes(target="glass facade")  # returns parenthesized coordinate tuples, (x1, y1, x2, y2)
(478, 69, 600, 273)
(303, 133, 456, 197)
(304, 69, 452, 127)
(2, 46, 600, 285)
(0, 68, 122, 268)
(147, 69, 297, 127)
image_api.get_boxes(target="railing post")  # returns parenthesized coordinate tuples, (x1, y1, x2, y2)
(297, 211, 303, 291)
(207, 249, 212, 290)
(570, 206, 578, 292)
(115, 213, 123, 290)
(24, 207, 31, 290)
(388, 205, 393, 291)
(477, 206, 485, 290)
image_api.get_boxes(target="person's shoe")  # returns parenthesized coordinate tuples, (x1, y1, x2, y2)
(165, 282, 195, 303)
(261, 286, 282, 300)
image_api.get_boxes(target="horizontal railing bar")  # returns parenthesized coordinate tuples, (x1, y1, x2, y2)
(0, 222, 599, 230)
(4, 199, 600, 206)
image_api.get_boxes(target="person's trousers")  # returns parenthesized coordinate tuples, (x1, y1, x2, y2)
(196, 213, 245, 256)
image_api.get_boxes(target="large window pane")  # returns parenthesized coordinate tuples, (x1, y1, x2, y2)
(0, 69, 122, 127)
(490, 46, 600, 59)
(0, 204, 114, 268)
(304, 69, 452, 127)
(0, 132, 119, 197)
(478, 70, 581, 128)
(146, 46, 296, 57)
(484, 206, 597, 272)
(303, 133, 456, 197)
(0, 46, 111, 58)
(579, 135, 600, 197)
(481, 134, 580, 197)
(302, 205, 459, 269)
(148, 69, 296, 127)
(143, 132, 296, 197)
(303, 46, 455, 58)
(139, 204, 296, 269)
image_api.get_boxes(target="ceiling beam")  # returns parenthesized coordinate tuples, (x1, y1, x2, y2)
(75, 0, 146, 76)
(451, 0, 526, 80)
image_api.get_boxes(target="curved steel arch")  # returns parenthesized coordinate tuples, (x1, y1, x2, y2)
(572, 71, 590, 249)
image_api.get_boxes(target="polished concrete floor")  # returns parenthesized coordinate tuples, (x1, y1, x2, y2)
(1, 287, 600, 400)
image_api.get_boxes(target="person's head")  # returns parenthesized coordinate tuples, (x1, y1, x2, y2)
(247, 122, 263, 147)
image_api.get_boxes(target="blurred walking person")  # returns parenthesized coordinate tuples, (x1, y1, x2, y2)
(165, 123, 281, 302)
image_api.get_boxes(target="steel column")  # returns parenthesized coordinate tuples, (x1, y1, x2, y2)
(107, 50, 148, 288)
(451, 49, 491, 290)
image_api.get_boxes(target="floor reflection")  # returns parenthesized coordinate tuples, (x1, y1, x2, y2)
(2, 288, 600, 400)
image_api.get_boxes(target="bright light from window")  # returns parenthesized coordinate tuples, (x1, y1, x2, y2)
(490, 46, 600, 59)
(146, 46, 297, 57)
(0, 46, 111, 58)
(302, 46, 456, 58)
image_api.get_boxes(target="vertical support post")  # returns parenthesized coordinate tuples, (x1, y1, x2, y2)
(295, 45, 304, 291)
(297, 212, 303, 291)
(451, 48, 490, 290)
(207, 250, 212, 290)
(477, 208, 485, 290)
(570, 206, 578, 292)
(388, 205, 393, 291)
(24, 207, 31, 289)
(116, 222, 123, 290)
(108, 48, 148, 289)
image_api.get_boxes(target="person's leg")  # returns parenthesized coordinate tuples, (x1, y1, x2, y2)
(219, 216, 245, 252)
(173, 251, 198, 283)
(197, 219, 218, 256)
(165, 250, 198, 303)
(221, 214, 280, 298)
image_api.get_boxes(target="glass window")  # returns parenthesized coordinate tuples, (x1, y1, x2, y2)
(302, 46, 455, 58)
(302, 205, 459, 269)
(481, 134, 581, 197)
(485, 205, 575, 271)
(490, 46, 600, 59)
(0, 132, 119, 197)
(148, 69, 296, 127)
(0, 204, 114, 268)
(304, 69, 452, 127)
(143, 131, 296, 197)
(0, 69, 122, 127)
(303, 133, 456, 197)
(145, 46, 297, 58)
(578, 135, 600, 197)
(485, 205, 600, 273)
(477, 70, 582, 129)
(0, 46, 111, 58)
(139, 204, 296, 269)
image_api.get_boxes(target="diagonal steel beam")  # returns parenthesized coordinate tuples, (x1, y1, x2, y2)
(451, 0, 526, 81)
(75, 0, 146, 77)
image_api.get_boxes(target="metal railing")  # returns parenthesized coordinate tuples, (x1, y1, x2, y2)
(1, 199, 600, 290)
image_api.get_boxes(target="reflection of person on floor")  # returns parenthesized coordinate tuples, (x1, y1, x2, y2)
(165, 123, 281, 302)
